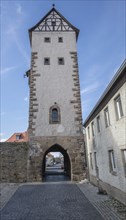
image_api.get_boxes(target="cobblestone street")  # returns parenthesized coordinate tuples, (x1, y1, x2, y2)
(0, 182, 125, 220)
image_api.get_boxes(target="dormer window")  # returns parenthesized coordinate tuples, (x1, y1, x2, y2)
(16, 135, 21, 140)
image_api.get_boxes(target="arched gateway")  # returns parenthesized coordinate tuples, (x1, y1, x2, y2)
(42, 144, 71, 180)
(27, 6, 86, 182)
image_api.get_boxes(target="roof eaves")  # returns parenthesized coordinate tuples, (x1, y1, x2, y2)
(83, 59, 126, 127)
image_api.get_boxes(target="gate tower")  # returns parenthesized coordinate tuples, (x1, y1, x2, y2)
(27, 5, 86, 181)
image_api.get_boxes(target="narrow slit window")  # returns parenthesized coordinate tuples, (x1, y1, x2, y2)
(108, 150, 116, 174)
(104, 107, 110, 127)
(91, 121, 95, 136)
(97, 115, 101, 132)
(114, 95, 123, 120)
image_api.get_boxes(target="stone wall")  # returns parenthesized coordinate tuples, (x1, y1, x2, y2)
(0, 142, 28, 183)
(28, 135, 86, 182)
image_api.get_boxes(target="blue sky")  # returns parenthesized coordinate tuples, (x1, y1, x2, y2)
(1, 0, 125, 141)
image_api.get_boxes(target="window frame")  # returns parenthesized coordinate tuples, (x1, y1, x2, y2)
(91, 121, 95, 136)
(49, 105, 61, 124)
(44, 57, 50, 65)
(108, 150, 117, 175)
(104, 107, 110, 127)
(97, 115, 101, 133)
(114, 94, 123, 120)
(44, 37, 51, 43)
(121, 149, 126, 177)
(90, 152, 93, 169)
(58, 57, 64, 65)
(58, 37, 63, 43)
(87, 126, 90, 139)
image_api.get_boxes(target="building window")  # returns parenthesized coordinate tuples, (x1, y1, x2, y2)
(58, 58, 64, 65)
(91, 121, 95, 136)
(121, 149, 126, 176)
(49, 105, 61, 124)
(114, 95, 123, 120)
(104, 107, 110, 127)
(58, 37, 63, 42)
(94, 152, 97, 169)
(52, 20, 56, 26)
(97, 115, 101, 133)
(16, 135, 21, 140)
(108, 150, 116, 174)
(90, 153, 93, 169)
(87, 126, 90, 139)
(44, 37, 50, 43)
(44, 58, 50, 65)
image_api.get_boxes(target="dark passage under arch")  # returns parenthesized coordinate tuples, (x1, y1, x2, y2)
(42, 144, 71, 182)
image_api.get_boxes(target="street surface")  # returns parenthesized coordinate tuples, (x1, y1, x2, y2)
(1, 183, 104, 220)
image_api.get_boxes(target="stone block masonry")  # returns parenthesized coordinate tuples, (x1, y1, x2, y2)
(0, 143, 28, 183)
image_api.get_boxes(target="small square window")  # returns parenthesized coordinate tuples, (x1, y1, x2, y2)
(58, 58, 64, 65)
(44, 58, 50, 65)
(58, 37, 63, 43)
(44, 37, 50, 43)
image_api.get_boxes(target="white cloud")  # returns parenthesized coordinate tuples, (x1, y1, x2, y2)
(81, 82, 100, 95)
(24, 97, 28, 102)
(1, 66, 17, 75)
(0, 138, 6, 142)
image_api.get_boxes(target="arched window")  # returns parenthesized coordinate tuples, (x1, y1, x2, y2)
(49, 105, 61, 124)
(52, 108, 58, 122)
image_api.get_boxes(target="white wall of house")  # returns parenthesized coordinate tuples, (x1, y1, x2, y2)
(85, 82, 126, 201)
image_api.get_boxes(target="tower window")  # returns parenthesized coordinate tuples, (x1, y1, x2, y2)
(52, 21, 56, 26)
(58, 58, 64, 65)
(44, 37, 50, 43)
(44, 58, 50, 65)
(49, 105, 61, 124)
(58, 37, 63, 43)
(52, 109, 58, 122)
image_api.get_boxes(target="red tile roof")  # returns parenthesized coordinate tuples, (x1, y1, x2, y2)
(6, 131, 28, 142)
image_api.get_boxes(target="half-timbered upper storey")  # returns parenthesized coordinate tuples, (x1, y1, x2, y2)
(29, 6, 79, 43)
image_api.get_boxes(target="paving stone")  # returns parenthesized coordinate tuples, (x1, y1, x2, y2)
(0, 184, 103, 220)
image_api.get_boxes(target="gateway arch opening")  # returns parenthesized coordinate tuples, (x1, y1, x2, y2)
(42, 144, 71, 182)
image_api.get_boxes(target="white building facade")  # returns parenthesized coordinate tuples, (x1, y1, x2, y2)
(84, 60, 126, 204)
(27, 6, 86, 181)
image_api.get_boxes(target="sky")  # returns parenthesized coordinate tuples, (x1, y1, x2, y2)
(0, 0, 125, 141)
